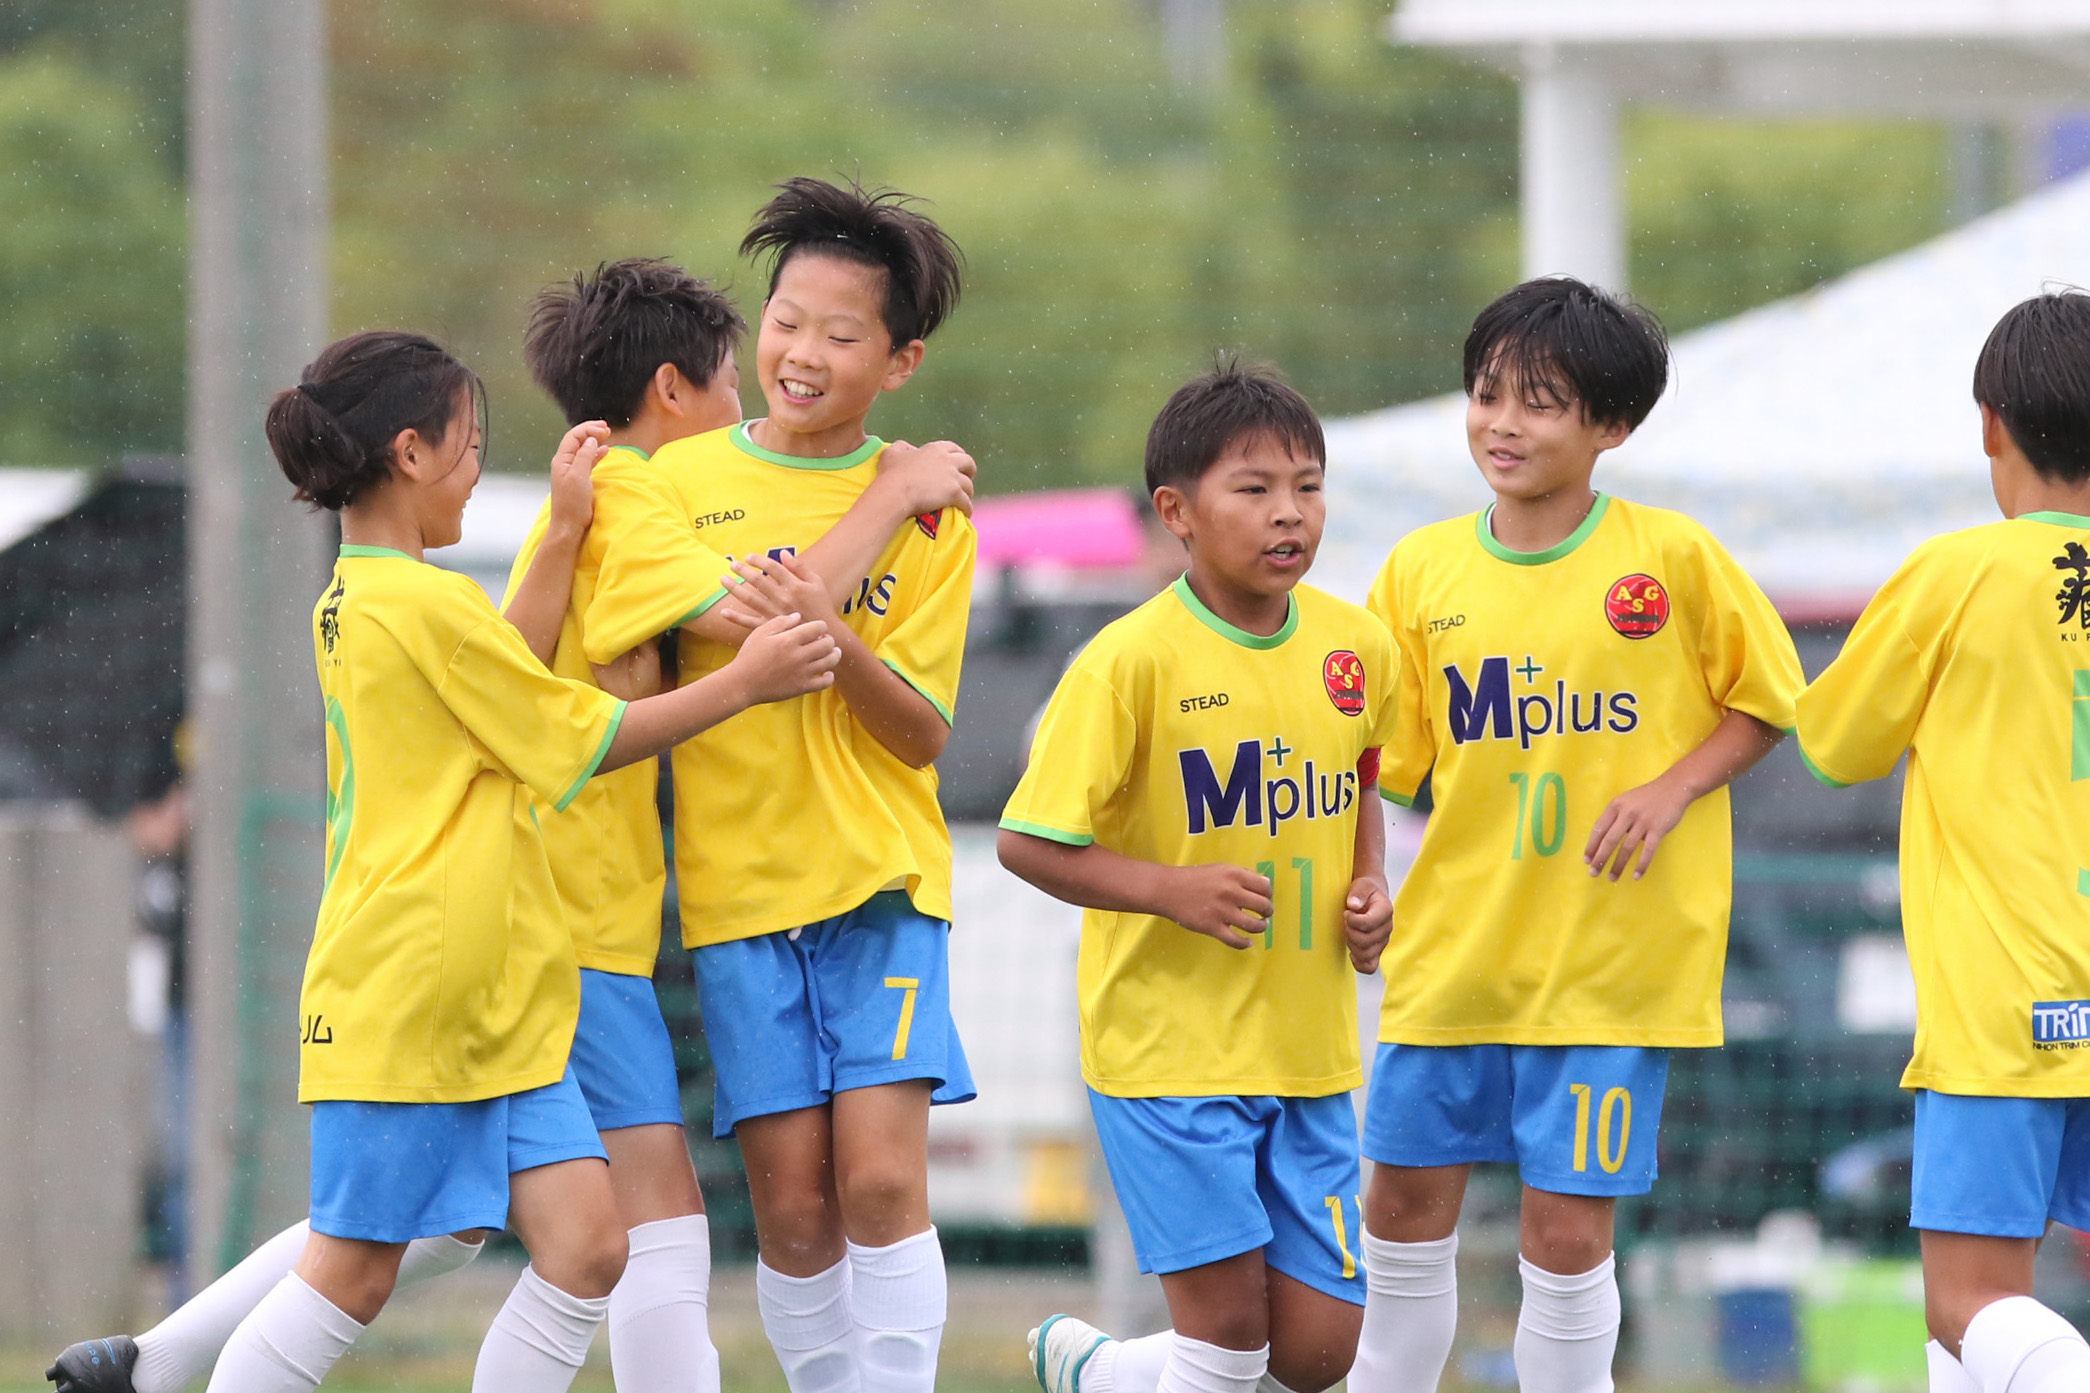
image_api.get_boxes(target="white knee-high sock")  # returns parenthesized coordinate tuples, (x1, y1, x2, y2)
(135, 1223, 479, 1393)
(609, 1215, 720, 1393)
(1929, 1339, 1980, 1393)
(1082, 1332, 1174, 1393)
(1960, 1296, 2090, 1393)
(757, 1257, 859, 1393)
(1512, 1255, 1620, 1393)
(471, 1265, 611, 1393)
(849, 1227, 946, 1393)
(203, 1275, 363, 1393)
(1351, 1231, 1459, 1393)
(1155, 1336, 1267, 1393)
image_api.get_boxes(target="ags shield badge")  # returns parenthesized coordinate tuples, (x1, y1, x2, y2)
(1605, 574, 1669, 639)
(1324, 650, 1366, 716)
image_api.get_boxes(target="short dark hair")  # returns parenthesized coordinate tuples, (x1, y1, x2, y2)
(740, 176, 964, 346)
(1145, 358, 1325, 496)
(524, 259, 744, 429)
(1463, 277, 1669, 431)
(1973, 290, 2090, 483)
(265, 331, 482, 510)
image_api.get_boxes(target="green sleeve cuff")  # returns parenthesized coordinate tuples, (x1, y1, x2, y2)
(556, 699, 628, 812)
(1380, 786, 1417, 807)
(1796, 742, 1851, 790)
(882, 659, 954, 726)
(674, 585, 730, 629)
(998, 817, 1094, 847)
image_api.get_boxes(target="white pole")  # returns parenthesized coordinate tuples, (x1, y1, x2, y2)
(1520, 43, 1625, 295)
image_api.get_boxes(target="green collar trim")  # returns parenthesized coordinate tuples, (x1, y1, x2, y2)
(1172, 575, 1297, 649)
(339, 545, 415, 560)
(731, 421, 882, 471)
(2021, 510, 2090, 528)
(1477, 493, 1612, 566)
(606, 443, 650, 462)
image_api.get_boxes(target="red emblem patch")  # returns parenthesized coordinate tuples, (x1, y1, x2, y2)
(914, 510, 940, 540)
(1323, 650, 1366, 716)
(1605, 574, 1669, 639)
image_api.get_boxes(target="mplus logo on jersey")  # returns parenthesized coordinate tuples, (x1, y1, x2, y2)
(2033, 999, 2090, 1049)
(1445, 656, 1639, 751)
(1178, 736, 1358, 837)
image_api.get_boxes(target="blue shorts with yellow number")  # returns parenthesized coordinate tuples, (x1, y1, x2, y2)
(308, 1067, 607, 1243)
(1363, 1043, 1669, 1197)
(1911, 1090, 2090, 1238)
(569, 968, 685, 1133)
(693, 891, 975, 1138)
(1089, 1090, 1366, 1305)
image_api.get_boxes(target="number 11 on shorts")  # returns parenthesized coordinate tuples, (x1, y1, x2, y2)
(885, 977, 920, 1061)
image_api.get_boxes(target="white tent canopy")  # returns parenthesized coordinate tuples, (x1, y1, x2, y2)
(1314, 167, 2090, 609)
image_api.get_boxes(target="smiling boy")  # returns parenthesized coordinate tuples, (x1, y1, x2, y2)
(1004, 362, 1399, 1393)
(1349, 278, 1804, 1393)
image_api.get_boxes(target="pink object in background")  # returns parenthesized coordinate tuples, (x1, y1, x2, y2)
(970, 488, 1144, 570)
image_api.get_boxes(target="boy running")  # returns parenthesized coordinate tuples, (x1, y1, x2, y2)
(578, 179, 974, 1393)
(1006, 362, 1398, 1393)
(1796, 291, 2090, 1393)
(1350, 278, 1803, 1393)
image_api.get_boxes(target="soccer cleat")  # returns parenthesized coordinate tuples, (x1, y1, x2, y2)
(46, 1336, 140, 1393)
(1030, 1314, 1111, 1393)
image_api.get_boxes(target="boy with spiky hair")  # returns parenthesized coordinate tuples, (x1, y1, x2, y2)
(1351, 278, 1803, 1393)
(1007, 361, 1398, 1393)
(579, 181, 976, 1393)
(1797, 292, 2090, 1393)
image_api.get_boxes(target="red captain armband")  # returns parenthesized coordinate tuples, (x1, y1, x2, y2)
(1356, 748, 1381, 787)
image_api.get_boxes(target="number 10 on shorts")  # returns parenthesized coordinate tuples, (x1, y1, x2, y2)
(1569, 1082, 1631, 1174)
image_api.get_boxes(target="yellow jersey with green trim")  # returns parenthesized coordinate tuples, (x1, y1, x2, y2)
(586, 422, 975, 947)
(504, 448, 693, 976)
(1001, 579, 1400, 1097)
(302, 546, 626, 1103)
(1796, 513, 2090, 1098)
(1366, 495, 1802, 1048)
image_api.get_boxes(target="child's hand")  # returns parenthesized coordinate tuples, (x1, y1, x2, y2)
(1159, 863, 1274, 950)
(726, 551, 841, 629)
(729, 613, 841, 705)
(876, 439, 977, 518)
(1584, 772, 1693, 881)
(591, 640, 663, 701)
(546, 420, 611, 540)
(1343, 876, 1393, 973)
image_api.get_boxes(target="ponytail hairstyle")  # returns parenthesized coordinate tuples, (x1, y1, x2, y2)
(740, 176, 964, 347)
(266, 331, 484, 510)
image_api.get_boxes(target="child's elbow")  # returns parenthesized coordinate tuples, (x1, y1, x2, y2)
(899, 717, 949, 768)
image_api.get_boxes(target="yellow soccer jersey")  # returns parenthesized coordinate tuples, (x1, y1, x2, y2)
(1368, 495, 1802, 1048)
(1001, 579, 1399, 1098)
(504, 449, 693, 976)
(1797, 513, 2090, 1098)
(586, 422, 975, 947)
(303, 546, 626, 1104)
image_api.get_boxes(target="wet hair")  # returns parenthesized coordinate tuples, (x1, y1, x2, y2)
(265, 331, 483, 511)
(1973, 290, 2090, 483)
(740, 176, 963, 346)
(1463, 277, 1669, 431)
(1145, 357, 1325, 495)
(524, 258, 745, 428)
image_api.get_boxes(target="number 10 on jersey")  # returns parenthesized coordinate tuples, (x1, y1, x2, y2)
(1508, 771, 1567, 859)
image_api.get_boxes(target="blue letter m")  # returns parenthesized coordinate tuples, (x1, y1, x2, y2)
(1444, 657, 1512, 744)
(1181, 740, 1262, 833)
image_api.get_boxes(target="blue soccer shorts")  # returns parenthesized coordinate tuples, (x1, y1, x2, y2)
(1088, 1090, 1366, 1305)
(569, 968, 686, 1133)
(1363, 1043, 1669, 1197)
(308, 1066, 607, 1242)
(1911, 1090, 2090, 1238)
(692, 891, 975, 1137)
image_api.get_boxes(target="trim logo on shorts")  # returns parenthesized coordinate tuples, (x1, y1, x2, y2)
(2032, 999, 2090, 1046)
(1323, 650, 1366, 717)
(1605, 574, 1669, 639)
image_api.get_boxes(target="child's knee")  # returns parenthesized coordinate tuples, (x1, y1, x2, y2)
(1519, 1204, 1611, 1273)
(1269, 1327, 1361, 1393)
(543, 1221, 629, 1300)
(835, 1153, 927, 1227)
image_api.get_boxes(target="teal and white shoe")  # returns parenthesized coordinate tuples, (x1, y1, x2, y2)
(1028, 1314, 1112, 1393)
